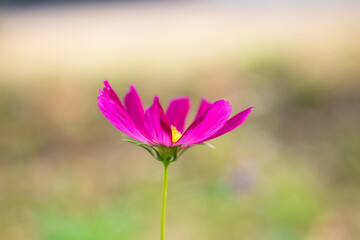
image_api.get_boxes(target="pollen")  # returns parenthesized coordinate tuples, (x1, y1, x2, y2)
(171, 125, 182, 143)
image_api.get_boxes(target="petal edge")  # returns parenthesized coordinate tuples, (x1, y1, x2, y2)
(166, 97, 190, 133)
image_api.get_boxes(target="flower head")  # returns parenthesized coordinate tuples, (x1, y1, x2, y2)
(98, 81, 253, 161)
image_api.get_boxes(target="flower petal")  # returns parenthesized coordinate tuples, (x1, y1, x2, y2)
(166, 97, 190, 133)
(194, 98, 211, 121)
(201, 107, 254, 142)
(124, 85, 151, 139)
(180, 98, 211, 133)
(145, 96, 172, 146)
(101, 80, 125, 109)
(177, 100, 231, 146)
(97, 94, 150, 143)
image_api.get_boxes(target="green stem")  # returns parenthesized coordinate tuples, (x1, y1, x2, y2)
(160, 162, 169, 240)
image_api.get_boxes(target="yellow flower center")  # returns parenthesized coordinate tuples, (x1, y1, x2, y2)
(171, 125, 182, 143)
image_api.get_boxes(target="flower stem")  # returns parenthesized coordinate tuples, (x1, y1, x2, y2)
(160, 162, 169, 240)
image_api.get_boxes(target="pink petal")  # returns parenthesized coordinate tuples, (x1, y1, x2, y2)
(97, 94, 150, 143)
(124, 85, 151, 139)
(177, 100, 232, 146)
(200, 107, 254, 143)
(166, 97, 190, 133)
(101, 80, 125, 109)
(194, 98, 212, 121)
(180, 98, 212, 133)
(145, 96, 172, 146)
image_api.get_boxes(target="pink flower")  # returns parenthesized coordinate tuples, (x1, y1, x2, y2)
(98, 81, 254, 150)
(98, 80, 254, 239)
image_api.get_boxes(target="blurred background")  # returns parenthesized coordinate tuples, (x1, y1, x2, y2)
(1, 0, 360, 239)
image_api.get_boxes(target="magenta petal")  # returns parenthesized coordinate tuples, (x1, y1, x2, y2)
(177, 100, 232, 146)
(97, 94, 150, 143)
(201, 107, 254, 143)
(124, 85, 151, 139)
(145, 96, 172, 146)
(102, 80, 125, 109)
(166, 97, 190, 133)
(181, 98, 212, 133)
(194, 98, 211, 122)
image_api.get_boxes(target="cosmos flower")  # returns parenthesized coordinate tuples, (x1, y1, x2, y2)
(98, 80, 253, 160)
(97, 80, 254, 240)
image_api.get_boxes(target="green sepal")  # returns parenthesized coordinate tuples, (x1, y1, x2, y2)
(199, 142, 215, 149)
(122, 139, 162, 161)
(122, 139, 215, 164)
